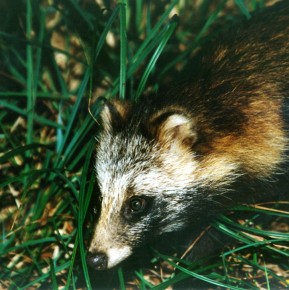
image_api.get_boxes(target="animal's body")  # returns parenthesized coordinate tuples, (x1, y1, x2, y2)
(87, 1, 289, 270)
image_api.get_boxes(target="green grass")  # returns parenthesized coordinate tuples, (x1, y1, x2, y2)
(0, 0, 288, 289)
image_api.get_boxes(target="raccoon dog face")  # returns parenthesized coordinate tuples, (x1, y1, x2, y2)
(87, 99, 203, 270)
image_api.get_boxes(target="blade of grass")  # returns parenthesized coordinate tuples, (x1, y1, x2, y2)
(0, 237, 59, 255)
(134, 270, 153, 289)
(0, 32, 85, 64)
(62, 100, 102, 170)
(167, 261, 246, 290)
(217, 215, 289, 239)
(236, 255, 287, 284)
(0, 143, 50, 164)
(109, 0, 179, 98)
(55, 68, 89, 166)
(150, 250, 238, 290)
(88, 4, 120, 104)
(135, 269, 152, 290)
(78, 139, 95, 290)
(26, 0, 35, 150)
(67, 0, 94, 30)
(0, 100, 64, 129)
(154, 252, 246, 290)
(65, 235, 79, 290)
(159, 0, 227, 77)
(233, 204, 289, 218)
(146, 0, 151, 34)
(234, 0, 251, 19)
(118, 268, 126, 290)
(48, 50, 68, 153)
(50, 259, 59, 289)
(135, 0, 143, 35)
(19, 261, 71, 290)
(33, 7, 46, 92)
(119, 0, 127, 100)
(0, 91, 64, 100)
(135, 14, 178, 99)
(131, 0, 178, 66)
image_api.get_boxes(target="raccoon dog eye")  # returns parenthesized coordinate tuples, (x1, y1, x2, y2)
(129, 197, 146, 213)
(123, 196, 153, 221)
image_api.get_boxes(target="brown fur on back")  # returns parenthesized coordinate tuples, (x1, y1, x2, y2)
(141, 1, 289, 184)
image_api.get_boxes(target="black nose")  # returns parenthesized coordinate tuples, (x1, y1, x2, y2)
(86, 252, 108, 270)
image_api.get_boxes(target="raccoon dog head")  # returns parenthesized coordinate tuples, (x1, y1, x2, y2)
(87, 98, 203, 271)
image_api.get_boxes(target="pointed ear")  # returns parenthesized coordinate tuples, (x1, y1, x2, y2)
(100, 99, 132, 132)
(148, 109, 197, 148)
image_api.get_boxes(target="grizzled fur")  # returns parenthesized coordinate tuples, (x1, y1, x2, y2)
(87, 1, 289, 270)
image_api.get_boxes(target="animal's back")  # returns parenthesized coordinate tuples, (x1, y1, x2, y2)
(132, 1, 289, 189)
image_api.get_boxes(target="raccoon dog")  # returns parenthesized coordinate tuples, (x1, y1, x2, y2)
(87, 1, 289, 270)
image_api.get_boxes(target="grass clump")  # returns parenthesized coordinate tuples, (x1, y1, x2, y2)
(0, 0, 288, 289)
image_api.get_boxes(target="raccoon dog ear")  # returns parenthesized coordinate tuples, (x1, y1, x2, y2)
(100, 99, 132, 132)
(148, 109, 197, 148)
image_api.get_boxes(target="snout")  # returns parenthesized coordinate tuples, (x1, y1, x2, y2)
(86, 252, 108, 271)
(86, 245, 132, 270)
